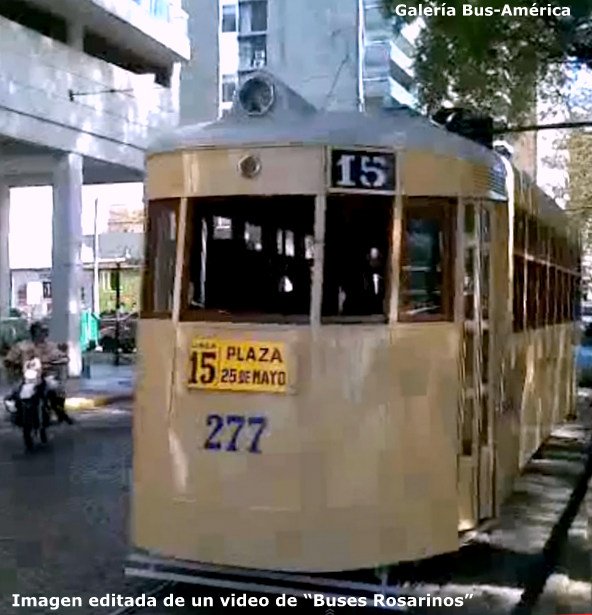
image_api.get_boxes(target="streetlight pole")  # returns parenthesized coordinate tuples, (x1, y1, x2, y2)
(93, 198, 100, 316)
(114, 262, 121, 367)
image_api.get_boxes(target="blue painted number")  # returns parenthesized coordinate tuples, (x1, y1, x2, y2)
(204, 414, 268, 454)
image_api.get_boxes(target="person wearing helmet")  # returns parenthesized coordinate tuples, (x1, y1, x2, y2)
(4, 322, 74, 425)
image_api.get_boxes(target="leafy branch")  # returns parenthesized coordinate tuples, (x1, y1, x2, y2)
(382, 0, 592, 122)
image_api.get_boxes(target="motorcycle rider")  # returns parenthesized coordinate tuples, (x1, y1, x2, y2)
(4, 322, 74, 425)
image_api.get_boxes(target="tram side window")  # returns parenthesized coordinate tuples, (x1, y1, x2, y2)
(183, 197, 315, 321)
(141, 200, 178, 317)
(525, 261, 537, 329)
(399, 200, 454, 321)
(322, 196, 392, 322)
(513, 255, 525, 331)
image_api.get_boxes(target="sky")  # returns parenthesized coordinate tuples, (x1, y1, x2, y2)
(9, 183, 144, 270)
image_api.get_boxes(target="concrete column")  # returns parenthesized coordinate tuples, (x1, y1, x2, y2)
(0, 182, 10, 318)
(51, 154, 83, 377)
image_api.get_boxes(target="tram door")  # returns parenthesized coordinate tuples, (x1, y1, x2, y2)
(459, 200, 495, 528)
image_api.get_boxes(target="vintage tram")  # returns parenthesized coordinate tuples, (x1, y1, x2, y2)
(127, 73, 580, 591)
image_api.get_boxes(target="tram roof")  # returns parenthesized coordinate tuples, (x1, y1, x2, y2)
(149, 72, 570, 233)
(149, 72, 498, 166)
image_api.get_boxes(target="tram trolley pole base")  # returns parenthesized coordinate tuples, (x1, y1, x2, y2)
(125, 551, 409, 610)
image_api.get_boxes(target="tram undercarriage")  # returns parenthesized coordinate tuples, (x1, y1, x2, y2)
(125, 548, 477, 609)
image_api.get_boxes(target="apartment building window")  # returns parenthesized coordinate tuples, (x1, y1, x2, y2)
(239, 36, 267, 70)
(149, 0, 169, 21)
(222, 75, 238, 103)
(240, 1, 268, 34)
(222, 4, 238, 32)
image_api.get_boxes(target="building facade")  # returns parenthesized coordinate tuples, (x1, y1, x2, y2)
(0, 0, 189, 373)
(181, 0, 419, 123)
(12, 231, 144, 319)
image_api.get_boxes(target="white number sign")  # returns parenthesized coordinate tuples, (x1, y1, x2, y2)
(330, 150, 395, 193)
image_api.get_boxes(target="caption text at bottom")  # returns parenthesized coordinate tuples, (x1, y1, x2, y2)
(13, 591, 475, 609)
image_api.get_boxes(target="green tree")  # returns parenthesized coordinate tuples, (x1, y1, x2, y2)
(566, 130, 592, 294)
(382, 0, 592, 122)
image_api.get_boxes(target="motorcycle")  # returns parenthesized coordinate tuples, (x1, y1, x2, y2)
(4, 356, 68, 451)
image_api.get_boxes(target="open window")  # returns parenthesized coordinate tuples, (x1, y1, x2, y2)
(321, 196, 393, 323)
(513, 255, 525, 331)
(399, 198, 455, 321)
(141, 199, 179, 318)
(182, 197, 315, 322)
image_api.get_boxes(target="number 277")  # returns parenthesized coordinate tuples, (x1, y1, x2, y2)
(204, 415, 267, 454)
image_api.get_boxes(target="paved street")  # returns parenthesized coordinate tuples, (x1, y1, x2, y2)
(0, 407, 314, 615)
(0, 406, 171, 615)
(0, 406, 248, 615)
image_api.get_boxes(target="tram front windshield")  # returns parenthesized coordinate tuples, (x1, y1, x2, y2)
(143, 196, 455, 324)
(183, 196, 315, 321)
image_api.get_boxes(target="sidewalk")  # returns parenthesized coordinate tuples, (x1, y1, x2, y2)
(64, 361, 135, 410)
(388, 395, 592, 615)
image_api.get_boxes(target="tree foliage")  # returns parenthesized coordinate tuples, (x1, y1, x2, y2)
(382, 0, 592, 122)
(566, 131, 592, 263)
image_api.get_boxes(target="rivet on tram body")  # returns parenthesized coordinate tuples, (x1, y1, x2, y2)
(239, 154, 262, 178)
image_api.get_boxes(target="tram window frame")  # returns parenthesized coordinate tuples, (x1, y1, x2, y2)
(549, 267, 557, 325)
(525, 260, 538, 330)
(556, 270, 563, 323)
(180, 196, 315, 324)
(514, 209, 526, 254)
(141, 199, 179, 319)
(564, 272, 571, 322)
(321, 195, 393, 324)
(568, 274, 575, 322)
(546, 265, 553, 326)
(513, 254, 525, 332)
(398, 198, 455, 323)
(538, 264, 548, 328)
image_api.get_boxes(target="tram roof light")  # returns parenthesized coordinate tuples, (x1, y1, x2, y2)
(237, 76, 276, 116)
(229, 70, 317, 121)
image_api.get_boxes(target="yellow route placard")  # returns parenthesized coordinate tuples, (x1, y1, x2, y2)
(188, 338, 289, 393)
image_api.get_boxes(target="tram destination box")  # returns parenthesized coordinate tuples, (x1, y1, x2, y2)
(188, 337, 293, 394)
(329, 148, 396, 195)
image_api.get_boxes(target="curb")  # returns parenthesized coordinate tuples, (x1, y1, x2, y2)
(65, 392, 134, 411)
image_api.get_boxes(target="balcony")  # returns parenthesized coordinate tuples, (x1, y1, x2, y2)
(31, 0, 190, 63)
(0, 16, 179, 171)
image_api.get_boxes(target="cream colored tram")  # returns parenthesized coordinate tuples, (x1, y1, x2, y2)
(128, 73, 579, 589)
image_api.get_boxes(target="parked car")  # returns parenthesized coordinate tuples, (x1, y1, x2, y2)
(99, 312, 137, 353)
(581, 301, 592, 331)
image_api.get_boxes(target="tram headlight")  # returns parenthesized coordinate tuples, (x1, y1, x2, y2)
(238, 75, 276, 116)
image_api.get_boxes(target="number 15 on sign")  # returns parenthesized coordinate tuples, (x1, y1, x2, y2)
(330, 149, 395, 194)
(189, 344, 219, 386)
